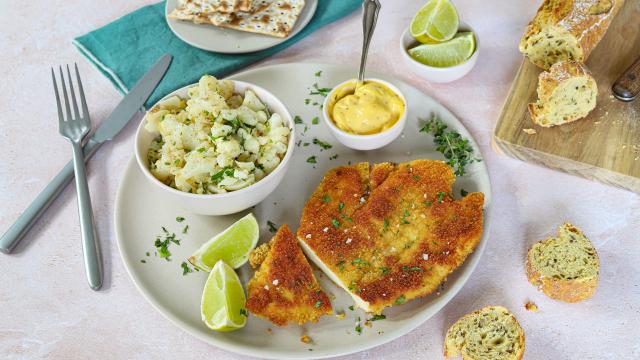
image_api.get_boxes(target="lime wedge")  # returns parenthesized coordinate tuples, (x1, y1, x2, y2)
(189, 213, 259, 271)
(409, 32, 476, 68)
(201, 260, 247, 332)
(410, 0, 459, 43)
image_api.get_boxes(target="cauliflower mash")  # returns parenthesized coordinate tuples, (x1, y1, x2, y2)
(145, 75, 290, 194)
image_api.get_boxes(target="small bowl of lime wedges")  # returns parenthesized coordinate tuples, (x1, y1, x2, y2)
(400, 0, 478, 83)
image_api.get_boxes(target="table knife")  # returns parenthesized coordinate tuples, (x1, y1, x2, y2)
(0, 54, 172, 254)
(612, 55, 640, 102)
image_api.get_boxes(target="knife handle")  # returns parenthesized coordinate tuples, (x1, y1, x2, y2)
(0, 138, 102, 254)
(612, 57, 640, 102)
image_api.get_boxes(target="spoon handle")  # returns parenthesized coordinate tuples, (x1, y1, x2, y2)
(358, 0, 381, 82)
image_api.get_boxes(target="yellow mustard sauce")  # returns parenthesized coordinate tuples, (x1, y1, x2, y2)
(327, 80, 405, 135)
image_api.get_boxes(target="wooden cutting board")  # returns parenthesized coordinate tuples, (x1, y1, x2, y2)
(493, 0, 640, 193)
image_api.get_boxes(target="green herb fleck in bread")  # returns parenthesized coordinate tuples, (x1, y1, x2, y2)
(526, 222, 600, 302)
(444, 306, 525, 360)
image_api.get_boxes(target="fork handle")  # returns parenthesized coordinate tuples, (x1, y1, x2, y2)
(0, 138, 102, 254)
(71, 141, 103, 291)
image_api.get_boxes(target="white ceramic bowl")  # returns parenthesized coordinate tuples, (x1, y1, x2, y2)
(400, 23, 479, 83)
(322, 78, 407, 151)
(134, 81, 295, 216)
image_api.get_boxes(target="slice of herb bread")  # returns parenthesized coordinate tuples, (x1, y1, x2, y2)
(519, 0, 624, 70)
(526, 222, 600, 302)
(528, 61, 598, 127)
(444, 306, 525, 360)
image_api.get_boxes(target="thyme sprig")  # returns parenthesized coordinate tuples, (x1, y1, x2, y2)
(419, 115, 480, 177)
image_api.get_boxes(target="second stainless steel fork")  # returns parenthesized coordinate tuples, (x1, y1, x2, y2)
(52, 64, 103, 290)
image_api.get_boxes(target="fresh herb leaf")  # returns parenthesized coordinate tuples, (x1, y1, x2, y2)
(197, 147, 206, 153)
(312, 117, 319, 125)
(402, 266, 423, 272)
(339, 202, 345, 211)
(314, 301, 323, 308)
(420, 115, 480, 177)
(395, 295, 406, 305)
(309, 83, 332, 97)
(329, 154, 339, 160)
(314, 70, 322, 77)
(182, 225, 189, 234)
(307, 156, 317, 164)
(460, 188, 469, 197)
(436, 191, 448, 203)
(380, 266, 390, 275)
(176, 216, 185, 222)
(312, 138, 332, 150)
(140, 259, 146, 263)
(348, 305, 355, 311)
(352, 258, 369, 266)
(332, 218, 340, 228)
(181, 261, 193, 275)
(322, 194, 331, 203)
(267, 221, 278, 233)
(401, 210, 411, 225)
(337, 260, 346, 272)
(355, 323, 362, 335)
(240, 308, 248, 317)
(294, 115, 304, 124)
(369, 314, 386, 321)
(304, 98, 311, 105)
(383, 218, 390, 231)
(211, 167, 234, 183)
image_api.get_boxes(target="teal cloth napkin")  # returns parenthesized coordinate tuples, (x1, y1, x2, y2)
(74, 0, 360, 106)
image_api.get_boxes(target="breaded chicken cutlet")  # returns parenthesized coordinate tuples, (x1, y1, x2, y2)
(297, 160, 484, 314)
(246, 225, 332, 326)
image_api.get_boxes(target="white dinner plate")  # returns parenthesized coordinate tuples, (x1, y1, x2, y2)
(165, 0, 318, 54)
(114, 63, 492, 359)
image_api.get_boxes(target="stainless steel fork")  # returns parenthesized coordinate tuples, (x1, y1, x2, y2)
(52, 65, 102, 290)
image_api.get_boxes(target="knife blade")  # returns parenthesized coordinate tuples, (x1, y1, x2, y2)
(0, 54, 173, 254)
(612, 55, 640, 102)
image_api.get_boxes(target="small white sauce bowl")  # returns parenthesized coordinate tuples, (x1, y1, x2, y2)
(321, 78, 407, 151)
(400, 23, 479, 83)
(134, 80, 295, 216)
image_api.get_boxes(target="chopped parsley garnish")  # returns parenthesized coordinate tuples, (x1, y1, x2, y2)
(424, 200, 433, 207)
(337, 260, 346, 272)
(461, 188, 469, 197)
(304, 98, 311, 105)
(339, 202, 345, 211)
(314, 301, 323, 308)
(303, 142, 310, 146)
(401, 210, 411, 224)
(380, 266, 390, 275)
(140, 259, 146, 264)
(329, 154, 339, 160)
(309, 83, 332, 97)
(240, 308, 248, 317)
(181, 261, 194, 275)
(182, 225, 189, 234)
(307, 156, 317, 164)
(145, 252, 150, 257)
(436, 191, 448, 203)
(267, 221, 278, 233)
(402, 266, 423, 272)
(312, 116, 319, 125)
(395, 295, 407, 305)
(322, 194, 331, 203)
(197, 147, 206, 153)
(419, 115, 481, 177)
(314, 70, 322, 77)
(355, 323, 363, 335)
(348, 305, 355, 311)
(332, 218, 340, 228)
(383, 218, 390, 231)
(211, 167, 234, 183)
(294, 115, 304, 124)
(369, 314, 386, 321)
(352, 258, 369, 266)
(412, 175, 421, 181)
(312, 138, 332, 150)
(176, 216, 185, 222)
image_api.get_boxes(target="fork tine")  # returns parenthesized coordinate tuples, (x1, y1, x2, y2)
(74, 63, 89, 120)
(58, 66, 72, 121)
(51, 68, 64, 125)
(66, 65, 80, 120)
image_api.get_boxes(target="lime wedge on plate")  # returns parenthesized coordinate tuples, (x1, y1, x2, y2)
(409, 32, 476, 68)
(189, 213, 259, 271)
(410, 0, 459, 43)
(201, 260, 247, 332)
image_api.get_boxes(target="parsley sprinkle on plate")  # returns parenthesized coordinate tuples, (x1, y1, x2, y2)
(307, 156, 317, 164)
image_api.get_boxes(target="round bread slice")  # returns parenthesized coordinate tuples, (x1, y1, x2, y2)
(528, 61, 598, 127)
(526, 222, 599, 303)
(444, 306, 525, 360)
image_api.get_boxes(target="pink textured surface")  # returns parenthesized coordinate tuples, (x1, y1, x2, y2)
(0, 1, 639, 358)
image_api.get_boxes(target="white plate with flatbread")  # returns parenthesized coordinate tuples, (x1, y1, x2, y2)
(165, 0, 318, 54)
(114, 63, 492, 359)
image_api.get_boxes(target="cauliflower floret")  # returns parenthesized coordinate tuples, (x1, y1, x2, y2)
(174, 153, 217, 192)
(242, 90, 266, 111)
(215, 138, 242, 158)
(237, 106, 258, 126)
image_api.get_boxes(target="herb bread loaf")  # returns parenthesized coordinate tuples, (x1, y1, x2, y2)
(444, 306, 525, 360)
(526, 222, 600, 302)
(528, 60, 598, 127)
(519, 0, 625, 70)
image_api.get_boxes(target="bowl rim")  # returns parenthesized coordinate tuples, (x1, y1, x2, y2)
(134, 79, 296, 200)
(400, 22, 479, 72)
(321, 78, 408, 140)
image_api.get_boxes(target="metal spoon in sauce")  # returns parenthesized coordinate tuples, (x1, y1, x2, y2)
(356, 0, 381, 91)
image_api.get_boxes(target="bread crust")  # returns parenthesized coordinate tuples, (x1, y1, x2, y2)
(443, 306, 525, 360)
(528, 60, 597, 127)
(519, 0, 625, 69)
(525, 223, 599, 303)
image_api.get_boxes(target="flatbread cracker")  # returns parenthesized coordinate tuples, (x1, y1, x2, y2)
(168, 0, 252, 20)
(209, 0, 306, 38)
